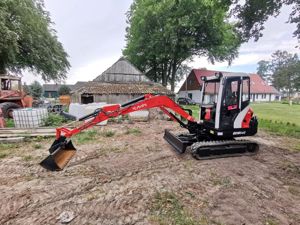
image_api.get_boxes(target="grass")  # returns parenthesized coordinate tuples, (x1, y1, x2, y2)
(150, 191, 224, 225)
(73, 129, 98, 145)
(101, 130, 115, 137)
(33, 143, 42, 149)
(125, 127, 142, 135)
(264, 218, 279, 225)
(150, 192, 198, 225)
(251, 103, 300, 139)
(258, 119, 300, 139)
(252, 103, 300, 126)
(0, 143, 20, 159)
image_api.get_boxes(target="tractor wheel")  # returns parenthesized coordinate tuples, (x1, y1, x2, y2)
(0, 102, 21, 118)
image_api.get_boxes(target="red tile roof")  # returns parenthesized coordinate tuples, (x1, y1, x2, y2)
(191, 69, 279, 94)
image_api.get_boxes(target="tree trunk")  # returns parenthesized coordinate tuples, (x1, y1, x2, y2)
(0, 60, 6, 74)
(162, 63, 168, 87)
(170, 62, 177, 92)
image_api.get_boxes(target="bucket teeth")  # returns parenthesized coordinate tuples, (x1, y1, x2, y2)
(40, 139, 76, 171)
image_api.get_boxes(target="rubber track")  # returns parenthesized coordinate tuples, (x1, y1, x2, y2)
(191, 139, 259, 160)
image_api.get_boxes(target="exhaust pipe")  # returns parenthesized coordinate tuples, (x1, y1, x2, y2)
(40, 136, 77, 171)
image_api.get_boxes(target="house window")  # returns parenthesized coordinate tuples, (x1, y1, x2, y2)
(242, 77, 250, 102)
(188, 93, 193, 99)
(256, 94, 258, 99)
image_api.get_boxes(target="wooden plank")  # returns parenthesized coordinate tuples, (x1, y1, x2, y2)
(0, 128, 56, 134)
(0, 133, 55, 138)
(0, 137, 25, 143)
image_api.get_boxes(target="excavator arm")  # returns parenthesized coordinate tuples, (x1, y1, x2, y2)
(40, 94, 197, 171)
(55, 94, 195, 139)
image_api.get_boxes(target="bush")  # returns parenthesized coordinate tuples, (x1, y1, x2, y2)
(58, 85, 71, 96)
(43, 113, 68, 127)
(4, 119, 14, 127)
(29, 81, 43, 98)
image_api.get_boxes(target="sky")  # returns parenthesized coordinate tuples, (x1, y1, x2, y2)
(23, 0, 299, 92)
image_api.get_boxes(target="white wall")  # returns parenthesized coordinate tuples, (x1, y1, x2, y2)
(179, 90, 280, 103)
(250, 93, 279, 102)
(178, 90, 202, 103)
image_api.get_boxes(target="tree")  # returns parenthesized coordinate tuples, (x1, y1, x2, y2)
(257, 60, 272, 84)
(124, 0, 241, 91)
(0, 0, 70, 82)
(271, 52, 300, 98)
(22, 82, 31, 95)
(58, 85, 71, 96)
(29, 80, 43, 98)
(257, 50, 300, 98)
(230, 0, 300, 42)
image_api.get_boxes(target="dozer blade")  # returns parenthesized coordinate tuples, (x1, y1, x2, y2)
(40, 137, 77, 171)
(163, 129, 196, 154)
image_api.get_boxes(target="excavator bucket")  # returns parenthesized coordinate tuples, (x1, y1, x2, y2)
(40, 137, 76, 171)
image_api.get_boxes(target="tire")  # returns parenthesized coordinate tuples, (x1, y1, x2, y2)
(0, 102, 21, 118)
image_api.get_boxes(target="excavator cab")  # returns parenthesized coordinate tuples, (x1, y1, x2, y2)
(199, 73, 257, 137)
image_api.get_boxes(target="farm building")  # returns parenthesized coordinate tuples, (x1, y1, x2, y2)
(71, 57, 174, 104)
(43, 84, 75, 98)
(178, 69, 281, 103)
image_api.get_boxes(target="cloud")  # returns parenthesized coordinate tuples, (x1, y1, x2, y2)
(22, 1, 298, 92)
(68, 55, 122, 84)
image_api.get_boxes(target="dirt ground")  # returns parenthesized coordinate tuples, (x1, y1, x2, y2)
(0, 120, 299, 225)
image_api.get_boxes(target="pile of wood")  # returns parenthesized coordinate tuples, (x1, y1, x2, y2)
(0, 128, 56, 143)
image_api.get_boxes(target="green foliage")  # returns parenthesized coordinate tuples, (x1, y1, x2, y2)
(124, 0, 241, 91)
(43, 113, 67, 127)
(0, 0, 70, 81)
(29, 80, 43, 98)
(150, 192, 198, 225)
(257, 60, 272, 83)
(256, 51, 300, 96)
(230, 0, 300, 42)
(4, 118, 14, 127)
(22, 83, 31, 95)
(58, 85, 71, 96)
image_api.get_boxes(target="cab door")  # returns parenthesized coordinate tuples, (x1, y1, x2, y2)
(219, 77, 241, 130)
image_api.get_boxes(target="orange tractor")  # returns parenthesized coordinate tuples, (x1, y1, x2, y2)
(0, 74, 32, 118)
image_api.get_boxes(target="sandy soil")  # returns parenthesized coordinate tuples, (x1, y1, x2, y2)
(0, 120, 299, 225)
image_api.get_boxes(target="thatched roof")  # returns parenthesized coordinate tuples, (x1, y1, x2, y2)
(72, 81, 174, 96)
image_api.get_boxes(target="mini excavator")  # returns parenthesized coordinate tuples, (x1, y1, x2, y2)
(40, 73, 259, 171)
